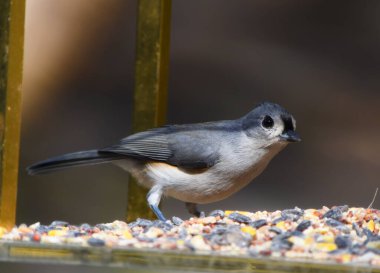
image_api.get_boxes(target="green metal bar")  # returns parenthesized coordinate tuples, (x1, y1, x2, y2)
(0, 0, 25, 229)
(127, 0, 171, 222)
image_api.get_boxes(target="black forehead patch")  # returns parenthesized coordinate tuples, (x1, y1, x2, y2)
(282, 116, 294, 132)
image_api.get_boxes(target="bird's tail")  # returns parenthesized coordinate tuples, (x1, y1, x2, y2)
(27, 150, 123, 175)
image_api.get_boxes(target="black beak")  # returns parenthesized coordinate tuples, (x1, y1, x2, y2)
(280, 131, 301, 143)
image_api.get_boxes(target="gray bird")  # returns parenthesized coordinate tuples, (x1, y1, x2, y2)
(27, 102, 300, 221)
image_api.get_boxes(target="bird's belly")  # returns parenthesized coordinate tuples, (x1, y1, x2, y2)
(144, 161, 268, 204)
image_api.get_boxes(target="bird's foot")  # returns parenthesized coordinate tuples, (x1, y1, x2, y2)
(149, 204, 167, 221)
(185, 202, 205, 218)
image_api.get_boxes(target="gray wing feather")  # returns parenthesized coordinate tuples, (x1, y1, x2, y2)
(100, 126, 220, 169)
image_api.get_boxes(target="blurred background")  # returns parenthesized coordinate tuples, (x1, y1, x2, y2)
(18, 0, 380, 226)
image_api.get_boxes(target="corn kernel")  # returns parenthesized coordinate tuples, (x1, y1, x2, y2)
(315, 242, 337, 252)
(241, 226, 256, 237)
(123, 230, 132, 239)
(224, 210, 234, 216)
(48, 230, 67, 237)
(368, 219, 375, 232)
(276, 221, 286, 230)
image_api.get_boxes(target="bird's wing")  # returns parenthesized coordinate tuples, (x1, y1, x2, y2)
(99, 126, 220, 169)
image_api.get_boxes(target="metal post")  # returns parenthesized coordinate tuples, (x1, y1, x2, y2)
(127, 0, 171, 222)
(0, 0, 26, 229)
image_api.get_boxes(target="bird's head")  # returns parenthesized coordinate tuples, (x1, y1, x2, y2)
(242, 102, 301, 148)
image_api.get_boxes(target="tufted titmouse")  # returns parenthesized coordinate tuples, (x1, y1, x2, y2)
(28, 102, 300, 221)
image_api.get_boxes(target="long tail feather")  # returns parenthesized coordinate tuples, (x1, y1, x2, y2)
(27, 150, 122, 175)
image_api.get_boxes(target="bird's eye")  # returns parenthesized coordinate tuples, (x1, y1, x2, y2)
(262, 116, 274, 129)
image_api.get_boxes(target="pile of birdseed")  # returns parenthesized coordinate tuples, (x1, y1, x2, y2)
(1, 206, 380, 266)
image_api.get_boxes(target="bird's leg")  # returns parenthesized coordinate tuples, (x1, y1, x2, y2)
(185, 202, 202, 217)
(147, 185, 166, 221)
